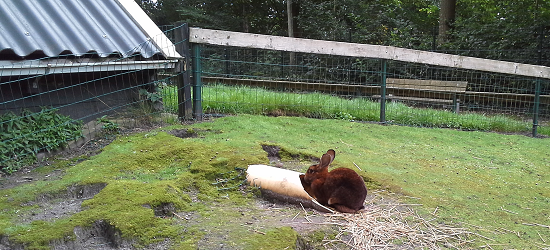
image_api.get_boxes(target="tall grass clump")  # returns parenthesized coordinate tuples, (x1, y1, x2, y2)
(538, 124, 550, 136)
(162, 83, 546, 135)
(200, 84, 381, 120)
(161, 85, 178, 113)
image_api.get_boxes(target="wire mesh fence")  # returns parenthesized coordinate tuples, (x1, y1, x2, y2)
(0, 28, 185, 173)
(1, 23, 549, 174)
(196, 43, 548, 133)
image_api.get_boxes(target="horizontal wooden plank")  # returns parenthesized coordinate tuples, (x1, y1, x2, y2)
(372, 95, 455, 104)
(189, 27, 550, 79)
(386, 78, 467, 92)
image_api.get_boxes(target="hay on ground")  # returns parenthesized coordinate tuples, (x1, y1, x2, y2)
(304, 192, 477, 249)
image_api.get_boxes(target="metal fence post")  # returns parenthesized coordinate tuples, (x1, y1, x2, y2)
(174, 23, 193, 120)
(533, 25, 544, 137)
(192, 43, 203, 121)
(533, 78, 541, 137)
(380, 59, 387, 123)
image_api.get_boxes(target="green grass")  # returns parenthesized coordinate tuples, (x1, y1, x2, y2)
(162, 84, 548, 136)
(186, 115, 550, 248)
(0, 115, 548, 248)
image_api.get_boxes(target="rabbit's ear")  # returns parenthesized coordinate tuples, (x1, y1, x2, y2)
(319, 149, 335, 168)
(326, 149, 335, 159)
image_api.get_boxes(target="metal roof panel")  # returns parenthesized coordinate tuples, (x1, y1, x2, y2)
(0, 0, 171, 60)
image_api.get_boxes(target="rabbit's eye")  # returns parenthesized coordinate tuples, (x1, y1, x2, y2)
(308, 169, 314, 174)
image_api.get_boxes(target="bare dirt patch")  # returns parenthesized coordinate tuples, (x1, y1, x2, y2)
(17, 183, 107, 225)
(261, 144, 318, 172)
(170, 197, 338, 250)
(167, 128, 199, 139)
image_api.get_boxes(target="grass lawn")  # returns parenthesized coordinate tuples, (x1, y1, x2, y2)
(186, 114, 550, 248)
(0, 114, 548, 249)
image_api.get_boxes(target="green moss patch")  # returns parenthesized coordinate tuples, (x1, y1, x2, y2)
(0, 127, 315, 249)
(242, 226, 298, 249)
(2, 114, 548, 249)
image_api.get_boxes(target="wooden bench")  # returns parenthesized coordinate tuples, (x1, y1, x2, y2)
(374, 78, 468, 113)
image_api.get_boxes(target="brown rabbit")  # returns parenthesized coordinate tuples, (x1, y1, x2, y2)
(299, 149, 367, 213)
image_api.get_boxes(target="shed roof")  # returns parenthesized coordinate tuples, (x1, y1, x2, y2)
(0, 0, 180, 60)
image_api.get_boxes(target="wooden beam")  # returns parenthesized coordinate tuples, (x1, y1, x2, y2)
(189, 27, 550, 79)
(386, 78, 467, 92)
(174, 23, 193, 120)
(0, 59, 177, 76)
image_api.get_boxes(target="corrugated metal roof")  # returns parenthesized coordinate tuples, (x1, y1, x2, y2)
(0, 0, 171, 60)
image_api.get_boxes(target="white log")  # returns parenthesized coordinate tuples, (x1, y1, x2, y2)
(246, 164, 334, 213)
(247, 164, 310, 200)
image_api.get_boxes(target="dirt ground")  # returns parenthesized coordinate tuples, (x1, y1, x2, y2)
(0, 122, 343, 250)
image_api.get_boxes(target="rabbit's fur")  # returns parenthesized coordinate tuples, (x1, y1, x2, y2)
(299, 149, 367, 213)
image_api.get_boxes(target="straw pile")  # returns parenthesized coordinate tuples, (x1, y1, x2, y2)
(310, 192, 476, 249)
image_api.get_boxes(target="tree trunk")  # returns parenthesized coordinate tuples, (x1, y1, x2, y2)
(242, 5, 249, 33)
(438, 0, 456, 45)
(287, 0, 295, 65)
(287, 0, 294, 38)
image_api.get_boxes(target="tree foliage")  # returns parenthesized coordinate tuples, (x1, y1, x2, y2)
(446, 0, 550, 64)
(136, 0, 550, 65)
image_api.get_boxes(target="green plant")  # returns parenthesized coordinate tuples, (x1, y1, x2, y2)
(0, 108, 82, 174)
(97, 116, 120, 135)
(139, 88, 163, 103)
(160, 85, 178, 113)
(334, 111, 355, 121)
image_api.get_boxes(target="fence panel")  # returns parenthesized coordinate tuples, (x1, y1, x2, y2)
(0, 28, 186, 173)
(189, 27, 549, 137)
(1, 24, 548, 174)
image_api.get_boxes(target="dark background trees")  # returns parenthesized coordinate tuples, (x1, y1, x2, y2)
(137, 0, 550, 65)
(446, 0, 550, 64)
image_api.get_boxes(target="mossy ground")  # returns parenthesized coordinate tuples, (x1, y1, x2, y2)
(0, 121, 337, 249)
(0, 114, 549, 249)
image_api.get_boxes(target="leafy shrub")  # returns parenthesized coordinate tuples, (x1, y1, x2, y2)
(0, 108, 82, 174)
(333, 111, 355, 121)
(97, 115, 120, 136)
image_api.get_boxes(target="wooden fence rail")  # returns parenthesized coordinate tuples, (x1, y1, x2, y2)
(189, 27, 550, 80)
(183, 26, 548, 136)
